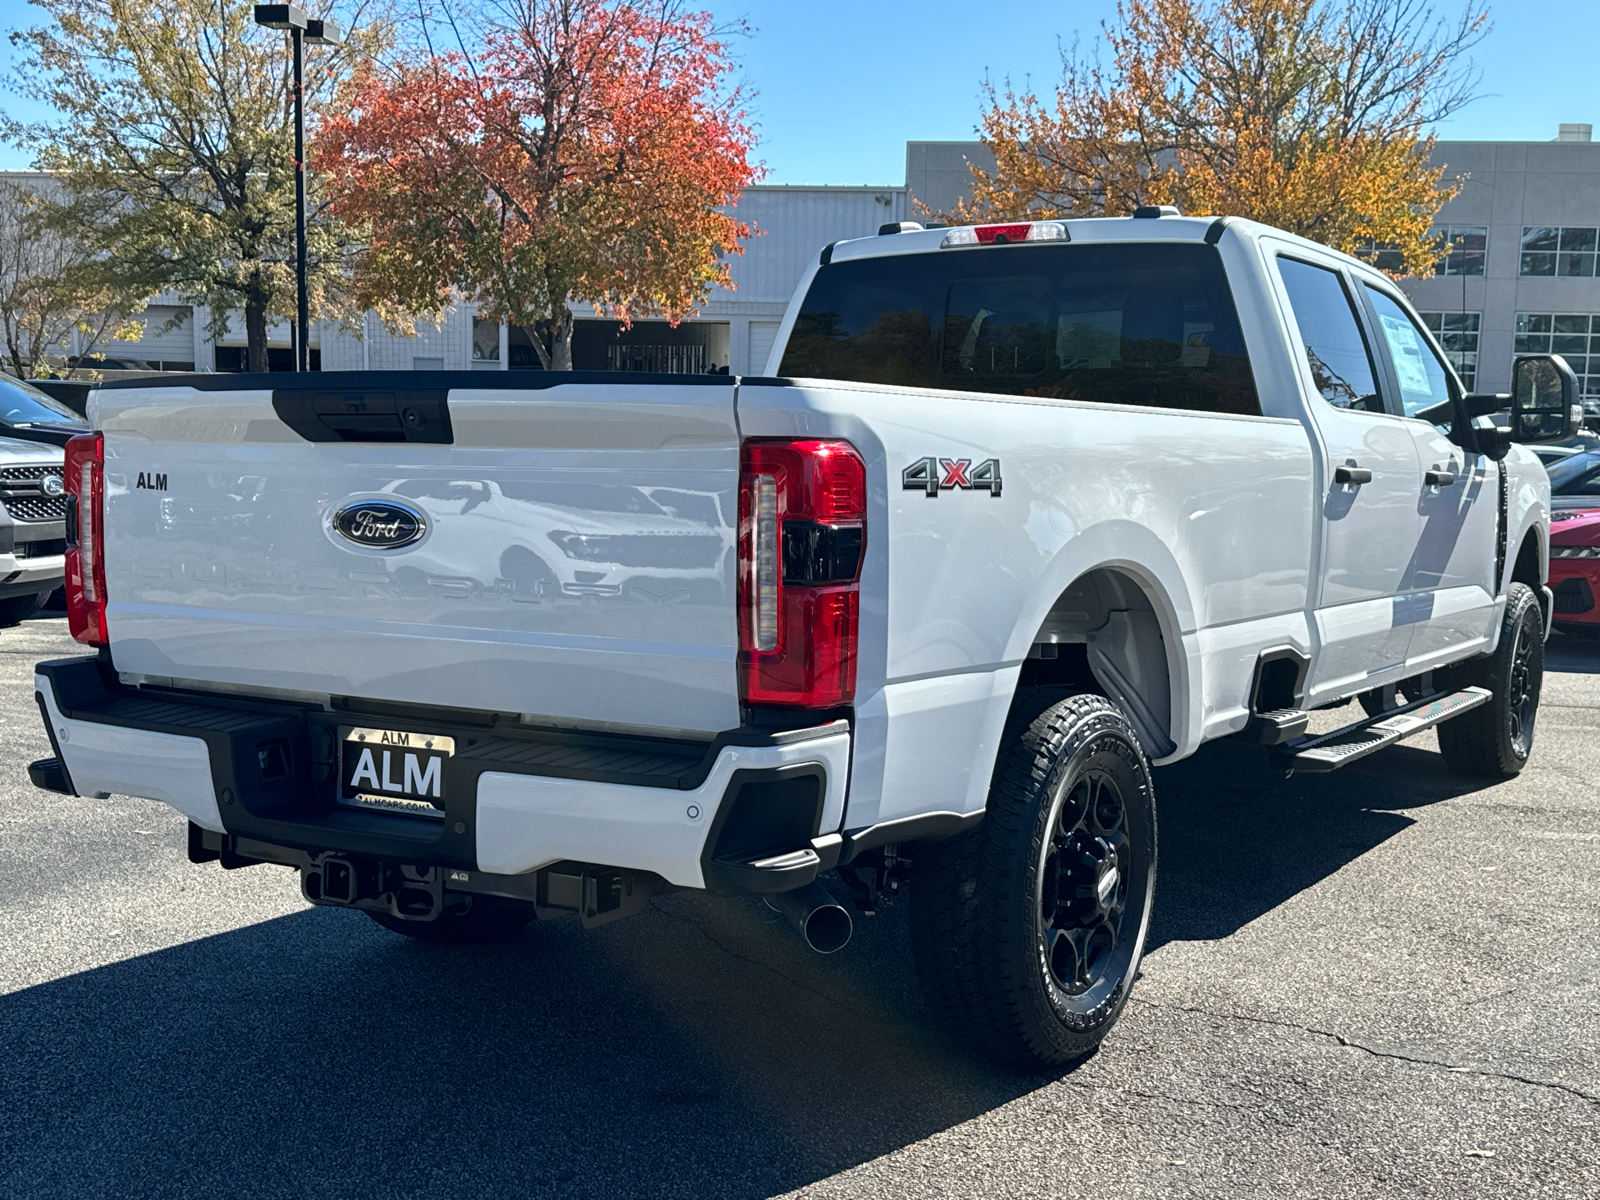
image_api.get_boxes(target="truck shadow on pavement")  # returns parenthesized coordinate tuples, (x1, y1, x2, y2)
(1146, 729, 1487, 951)
(1545, 631, 1600, 674)
(0, 723, 1515, 1199)
(0, 891, 1022, 1200)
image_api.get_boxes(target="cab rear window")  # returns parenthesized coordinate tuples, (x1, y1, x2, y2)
(778, 242, 1260, 416)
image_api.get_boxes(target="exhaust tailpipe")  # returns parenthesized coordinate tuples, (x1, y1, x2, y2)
(767, 881, 852, 953)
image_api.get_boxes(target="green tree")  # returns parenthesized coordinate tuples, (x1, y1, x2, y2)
(0, 177, 137, 378)
(4, 0, 389, 370)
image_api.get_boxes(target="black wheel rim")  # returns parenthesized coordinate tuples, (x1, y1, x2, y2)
(1036, 769, 1130, 998)
(1508, 608, 1540, 756)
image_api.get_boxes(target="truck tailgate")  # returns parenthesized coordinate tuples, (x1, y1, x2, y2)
(94, 375, 742, 734)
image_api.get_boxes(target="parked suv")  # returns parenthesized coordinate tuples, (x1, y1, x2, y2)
(0, 373, 90, 447)
(0, 435, 67, 625)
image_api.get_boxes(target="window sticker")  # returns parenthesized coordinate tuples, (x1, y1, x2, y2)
(1380, 314, 1431, 394)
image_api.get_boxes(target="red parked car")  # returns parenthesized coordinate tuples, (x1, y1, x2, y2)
(1550, 508, 1600, 635)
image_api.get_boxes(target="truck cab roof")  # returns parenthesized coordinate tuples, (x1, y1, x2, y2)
(824, 213, 1375, 276)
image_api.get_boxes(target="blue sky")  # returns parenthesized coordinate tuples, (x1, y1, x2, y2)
(1, 1, 1595, 181)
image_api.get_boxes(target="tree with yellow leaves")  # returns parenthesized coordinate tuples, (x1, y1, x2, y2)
(5, 0, 390, 371)
(951, 0, 1488, 276)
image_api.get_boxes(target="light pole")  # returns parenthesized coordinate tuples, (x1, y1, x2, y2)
(253, 5, 336, 372)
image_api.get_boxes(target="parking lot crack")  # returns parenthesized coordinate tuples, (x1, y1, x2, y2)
(1057, 1075, 1275, 1118)
(1133, 999, 1600, 1105)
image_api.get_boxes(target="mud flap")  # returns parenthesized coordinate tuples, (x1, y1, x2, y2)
(1086, 610, 1176, 758)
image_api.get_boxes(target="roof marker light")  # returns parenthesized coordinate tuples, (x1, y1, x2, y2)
(940, 221, 1069, 248)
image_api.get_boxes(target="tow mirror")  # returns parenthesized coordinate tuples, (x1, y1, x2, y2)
(1510, 354, 1581, 444)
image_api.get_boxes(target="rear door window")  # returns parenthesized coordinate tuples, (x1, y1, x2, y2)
(1275, 257, 1384, 414)
(778, 242, 1260, 415)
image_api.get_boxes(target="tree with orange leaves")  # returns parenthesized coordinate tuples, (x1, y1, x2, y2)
(317, 0, 758, 369)
(952, 0, 1488, 276)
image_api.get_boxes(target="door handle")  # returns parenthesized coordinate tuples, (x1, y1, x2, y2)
(1424, 468, 1456, 487)
(1334, 465, 1373, 485)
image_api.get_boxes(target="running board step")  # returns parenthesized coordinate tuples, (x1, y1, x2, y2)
(1273, 687, 1491, 774)
(1244, 708, 1310, 745)
(702, 833, 845, 895)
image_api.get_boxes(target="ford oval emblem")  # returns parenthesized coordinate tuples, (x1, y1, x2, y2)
(41, 473, 64, 497)
(332, 500, 427, 549)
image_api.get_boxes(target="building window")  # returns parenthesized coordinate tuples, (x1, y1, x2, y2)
(1430, 226, 1487, 276)
(471, 316, 500, 363)
(1521, 227, 1600, 276)
(605, 342, 708, 373)
(1419, 312, 1480, 390)
(1515, 313, 1600, 400)
(1353, 239, 1405, 273)
(1354, 229, 1487, 276)
(214, 347, 319, 372)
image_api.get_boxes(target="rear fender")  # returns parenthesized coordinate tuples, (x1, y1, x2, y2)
(1005, 522, 1199, 764)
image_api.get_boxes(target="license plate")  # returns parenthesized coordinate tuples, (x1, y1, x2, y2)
(338, 726, 454, 817)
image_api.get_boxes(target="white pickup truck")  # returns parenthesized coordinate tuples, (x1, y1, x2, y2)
(29, 212, 1579, 1067)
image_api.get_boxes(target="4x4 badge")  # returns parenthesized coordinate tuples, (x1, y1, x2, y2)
(902, 456, 1001, 498)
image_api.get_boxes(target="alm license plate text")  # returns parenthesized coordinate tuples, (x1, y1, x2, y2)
(339, 726, 455, 818)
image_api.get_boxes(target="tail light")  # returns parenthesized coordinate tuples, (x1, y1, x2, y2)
(64, 432, 107, 646)
(738, 439, 866, 708)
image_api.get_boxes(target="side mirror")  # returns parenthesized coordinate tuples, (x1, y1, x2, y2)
(1511, 354, 1582, 444)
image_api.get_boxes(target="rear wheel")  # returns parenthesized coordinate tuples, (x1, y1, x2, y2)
(1436, 582, 1544, 778)
(0, 592, 49, 628)
(366, 895, 536, 944)
(909, 689, 1157, 1068)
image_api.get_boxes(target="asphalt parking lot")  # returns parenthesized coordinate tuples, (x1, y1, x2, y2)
(2, 615, 1597, 1199)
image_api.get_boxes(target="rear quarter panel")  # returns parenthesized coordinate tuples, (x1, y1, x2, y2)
(736, 378, 1316, 829)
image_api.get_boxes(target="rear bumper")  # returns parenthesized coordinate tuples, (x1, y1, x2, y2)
(0, 517, 66, 596)
(33, 656, 850, 890)
(0, 559, 63, 598)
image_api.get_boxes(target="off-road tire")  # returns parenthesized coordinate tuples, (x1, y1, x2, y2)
(1436, 582, 1544, 778)
(367, 895, 536, 944)
(909, 689, 1157, 1068)
(0, 592, 48, 628)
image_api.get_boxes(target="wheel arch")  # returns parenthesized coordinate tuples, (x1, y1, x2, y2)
(1003, 522, 1198, 764)
(1510, 523, 1543, 590)
(1508, 519, 1549, 636)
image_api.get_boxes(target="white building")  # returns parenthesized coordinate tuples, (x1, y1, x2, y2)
(18, 183, 908, 379)
(309, 185, 913, 377)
